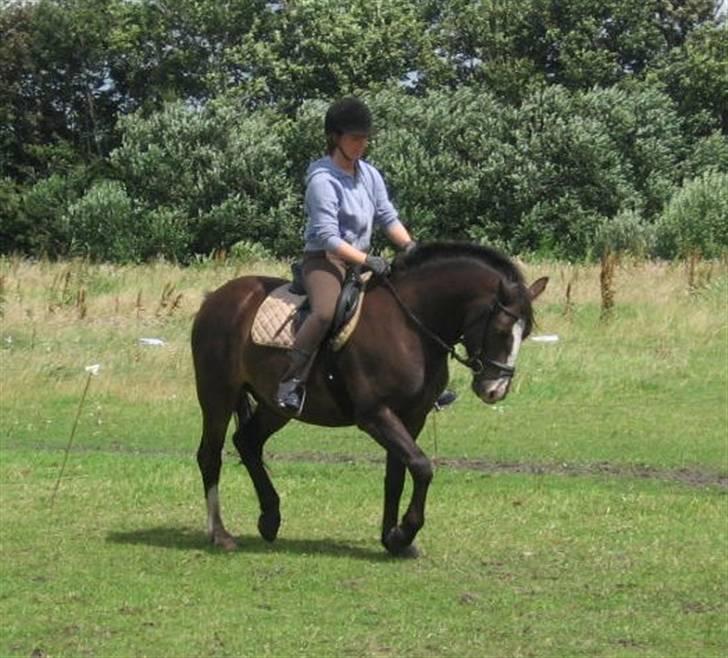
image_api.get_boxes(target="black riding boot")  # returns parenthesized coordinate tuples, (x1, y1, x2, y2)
(275, 348, 313, 414)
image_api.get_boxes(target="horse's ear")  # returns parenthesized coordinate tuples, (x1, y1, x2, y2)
(528, 277, 549, 301)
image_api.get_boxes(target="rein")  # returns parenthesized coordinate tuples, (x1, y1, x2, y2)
(380, 277, 518, 378)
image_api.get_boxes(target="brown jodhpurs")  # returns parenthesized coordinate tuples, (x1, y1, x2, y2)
(281, 250, 347, 382)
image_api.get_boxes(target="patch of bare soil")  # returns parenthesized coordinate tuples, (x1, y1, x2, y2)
(267, 451, 728, 489)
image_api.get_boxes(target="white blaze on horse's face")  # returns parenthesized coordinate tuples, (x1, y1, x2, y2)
(478, 319, 525, 404)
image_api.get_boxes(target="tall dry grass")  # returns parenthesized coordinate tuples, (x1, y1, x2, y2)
(1, 255, 725, 411)
(0, 257, 286, 407)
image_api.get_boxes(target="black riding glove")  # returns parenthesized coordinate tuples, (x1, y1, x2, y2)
(403, 240, 417, 254)
(364, 255, 390, 277)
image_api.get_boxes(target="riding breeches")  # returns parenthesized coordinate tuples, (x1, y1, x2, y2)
(289, 250, 346, 365)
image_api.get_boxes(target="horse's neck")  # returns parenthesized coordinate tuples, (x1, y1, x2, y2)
(397, 262, 493, 344)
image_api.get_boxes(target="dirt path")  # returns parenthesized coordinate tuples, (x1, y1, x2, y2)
(267, 450, 728, 489)
(4, 442, 726, 489)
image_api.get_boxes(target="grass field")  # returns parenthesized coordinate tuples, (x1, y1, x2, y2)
(1, 256, 726, 657)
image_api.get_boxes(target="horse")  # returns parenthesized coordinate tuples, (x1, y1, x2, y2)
(191, 241, 548, 556)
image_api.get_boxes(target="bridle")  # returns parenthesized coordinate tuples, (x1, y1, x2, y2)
(380, 278, 521, 379)
(459, 299, 520, 378)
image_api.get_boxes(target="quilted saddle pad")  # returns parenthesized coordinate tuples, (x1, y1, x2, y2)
(251, 274, 370, 352)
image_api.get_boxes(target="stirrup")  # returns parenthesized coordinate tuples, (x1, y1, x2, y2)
(275, 377, 306, 415)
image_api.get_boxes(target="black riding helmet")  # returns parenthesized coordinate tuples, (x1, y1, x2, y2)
(324, 97, 372, 136)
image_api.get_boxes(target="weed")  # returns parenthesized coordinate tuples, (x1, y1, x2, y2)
(155, 282, 183, 317)
(599, 249, 617, 321)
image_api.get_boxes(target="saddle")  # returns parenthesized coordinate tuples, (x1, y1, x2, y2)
(251, 266, 372, 352)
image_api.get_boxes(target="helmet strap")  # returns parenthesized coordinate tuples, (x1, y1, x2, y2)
(336, 143, 356, 163)
(332, 135, 358, 173)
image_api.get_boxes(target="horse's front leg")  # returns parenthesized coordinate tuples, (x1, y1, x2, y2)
(358, 407, 433, 556)
(382, 453, 406, 547)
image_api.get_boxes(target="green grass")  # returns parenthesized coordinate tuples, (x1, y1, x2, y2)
(1, 256, 727, 656)
(1, 449, 726, 658)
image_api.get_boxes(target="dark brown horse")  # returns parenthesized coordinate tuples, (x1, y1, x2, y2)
(191, 242, 547, 555)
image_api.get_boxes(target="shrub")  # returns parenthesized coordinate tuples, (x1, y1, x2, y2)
(229, 239, 274, 263)
(143, 206, 192, 263)
(514, 195, 604, 260)
(682, 131, 728, 179)
(593, 209, 657, 258)
(364, 83, 695, 259)
(19, 174, 84, 257)
(65, 180, 143, 262)
(0, 178, 27, 253)
(655, 170, 728, 258)
(111, 99, 300, 258)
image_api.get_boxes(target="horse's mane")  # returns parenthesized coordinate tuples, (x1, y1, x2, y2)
(393, 241, 535, 330)
(395, 241, 526, 284)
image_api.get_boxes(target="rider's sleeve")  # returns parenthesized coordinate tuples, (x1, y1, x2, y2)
(304, 175, 345, 252)
(367, 165, 404, 233)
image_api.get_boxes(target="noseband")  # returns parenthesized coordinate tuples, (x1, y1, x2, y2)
(381, 279, 521, 379)
(458, 300, 519, 379)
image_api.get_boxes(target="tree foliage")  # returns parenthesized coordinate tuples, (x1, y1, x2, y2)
(1, 0, 725, 261)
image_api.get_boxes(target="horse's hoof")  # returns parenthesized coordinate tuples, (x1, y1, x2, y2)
(258, 511, 281, 542)
(383, 527, 419, 558)
(212, 531, 238, 552)
(397, 543, 420, 559)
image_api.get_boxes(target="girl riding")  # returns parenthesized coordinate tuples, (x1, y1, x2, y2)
(276, 97, 414, 413)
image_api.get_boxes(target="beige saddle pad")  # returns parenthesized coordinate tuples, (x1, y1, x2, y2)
(251, 273, 371, 352)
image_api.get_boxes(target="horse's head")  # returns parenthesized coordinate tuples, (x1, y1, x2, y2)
(464, 276, 548, 404)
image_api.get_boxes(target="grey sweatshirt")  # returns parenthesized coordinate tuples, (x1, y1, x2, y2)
(303, 156, 404, 253)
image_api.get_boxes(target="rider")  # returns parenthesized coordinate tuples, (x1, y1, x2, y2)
(275, 97, 415, 413)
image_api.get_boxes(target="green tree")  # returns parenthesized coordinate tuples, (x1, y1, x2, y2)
(222, 0, 433, 108)
(105, 0, 268, 109)
(0, 0, 120, 181)
(655, 21, 728, 135)
(426, 0, 717, 95)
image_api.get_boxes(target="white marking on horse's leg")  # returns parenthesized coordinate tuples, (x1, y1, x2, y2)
(205, 484, 237, 550)
(206, 485, 221, 537)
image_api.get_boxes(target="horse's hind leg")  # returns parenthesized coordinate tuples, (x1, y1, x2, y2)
(233, 398, 289, 542)
(197, 405, 237, 551)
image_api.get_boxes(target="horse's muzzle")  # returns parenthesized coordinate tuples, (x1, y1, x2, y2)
(472, 376, 511, 404)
